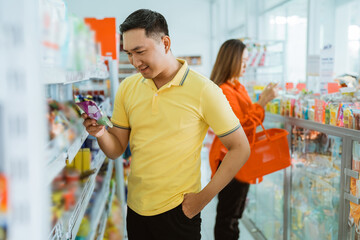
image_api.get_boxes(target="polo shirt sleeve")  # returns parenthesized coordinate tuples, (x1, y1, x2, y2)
(200, 83, 241, 137)
(111, 81, 130, 130)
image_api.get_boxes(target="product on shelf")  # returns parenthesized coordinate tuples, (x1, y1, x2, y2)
(265, 79, 360, 130)
(0, 174, 7, 240)
(102, 195, 123, 240)
(46, 99, 85, 166)
(67, 148, 94, 180)
(51, 167, 81, 227)
(75, 215, 90, 240)
(75, 160, 112, 239)
(75, 95, 113, 128)
(40, 0, 109, 85)
(51, 141, 103, 228)
(47, 99, 82, 140)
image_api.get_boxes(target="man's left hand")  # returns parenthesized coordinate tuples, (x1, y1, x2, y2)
(181, 192, 206, 219)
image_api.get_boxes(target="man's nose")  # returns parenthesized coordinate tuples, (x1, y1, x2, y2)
(132, 55, 142, 69)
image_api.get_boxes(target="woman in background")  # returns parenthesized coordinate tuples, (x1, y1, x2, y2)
(209, 39, 277, 240)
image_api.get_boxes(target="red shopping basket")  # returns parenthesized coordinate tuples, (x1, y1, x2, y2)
(235, 116, 291, 183)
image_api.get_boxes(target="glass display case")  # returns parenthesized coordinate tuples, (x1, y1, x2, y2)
(243, 113, 360, 240)
(346, 140, 360, 240)
(244, 114, 286, 240)
(290, 127, 341, 240)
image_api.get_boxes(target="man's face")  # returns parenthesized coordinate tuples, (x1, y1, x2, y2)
(123, 29, 166, 79)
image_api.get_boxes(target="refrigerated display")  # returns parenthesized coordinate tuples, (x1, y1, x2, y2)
(243, 114, 286, 240)
(348, 141, 360, 240)
(290, 127, 340, 240)
(243, 113, 360, 240)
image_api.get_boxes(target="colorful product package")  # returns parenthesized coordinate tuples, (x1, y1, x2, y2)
(325, 104, 330, 125)
(330, 104, 339, 126)
(354, 109, 360, 130)
(75, 98, 113, 128)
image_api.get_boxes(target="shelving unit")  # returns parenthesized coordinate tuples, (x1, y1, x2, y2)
(42, 65, 109, 85)
(46, 127, 88, 185)
(242, 40, 286, 101)
(87, 161, 114, 240)
(48, 150, 107, 240)
(95, 182, 116, 240)
(118, 51, 137, 81)
(243, 113, 360, 240)
(1, 1, 125, 240)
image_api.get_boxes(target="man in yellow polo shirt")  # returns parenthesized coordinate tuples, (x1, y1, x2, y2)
(82, 9, 250, 240)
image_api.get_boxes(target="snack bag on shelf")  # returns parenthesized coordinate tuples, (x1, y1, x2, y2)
(343, 105, 354, 129)
(354, 109, 360, 130)
(324, 103, 330, 125)
(75, 96, 113, 128)
(337, 103, 345, 127)
(329, 103, 339, 126)
(294, 99, 302, 119)
(314, 99, 325, 123)
(307, 99, 315, 121)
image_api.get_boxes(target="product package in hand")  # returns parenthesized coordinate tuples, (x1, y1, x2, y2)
(75, 96, 113, 128)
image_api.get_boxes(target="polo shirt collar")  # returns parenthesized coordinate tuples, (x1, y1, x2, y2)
(170, 59, 189, 86)
(142, 59, 190, 87)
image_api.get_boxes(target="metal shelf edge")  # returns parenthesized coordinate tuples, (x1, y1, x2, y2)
(68, 150, 106, 240)
(88, 161, 114, 240)
(46, 128, 88, 185)
(265, 113, 360, 140)
(96, 182, 116, 240)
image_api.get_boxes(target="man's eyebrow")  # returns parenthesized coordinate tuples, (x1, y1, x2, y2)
(123, 46, 145, 52)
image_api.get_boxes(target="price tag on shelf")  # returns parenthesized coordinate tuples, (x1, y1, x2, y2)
(327, 82, 340, 94)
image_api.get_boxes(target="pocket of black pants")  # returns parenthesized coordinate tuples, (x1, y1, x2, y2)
(177, 204, 190, 221)
(177, 204, 200, 223)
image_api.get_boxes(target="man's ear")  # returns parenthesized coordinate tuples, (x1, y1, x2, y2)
(162, 36, 171, 54)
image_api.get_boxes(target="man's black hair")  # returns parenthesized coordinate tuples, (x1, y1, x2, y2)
(120, 9, 169, 39)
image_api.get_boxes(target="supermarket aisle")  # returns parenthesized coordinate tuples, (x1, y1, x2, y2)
(200, 146, 254, 240)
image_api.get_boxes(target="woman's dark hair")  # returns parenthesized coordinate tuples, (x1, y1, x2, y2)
(120, 9, 169, 40)
(210, 39, 246, 86)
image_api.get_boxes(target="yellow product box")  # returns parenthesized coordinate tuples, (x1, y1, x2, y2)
(74, 150, 83, 172)
(82, 148, 91, 172)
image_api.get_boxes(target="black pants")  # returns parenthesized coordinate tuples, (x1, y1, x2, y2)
(215, 178, 250, 240)
(127, 204, 201, 240)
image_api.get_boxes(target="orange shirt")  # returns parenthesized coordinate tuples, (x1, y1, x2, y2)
(209, 80, 265, 182)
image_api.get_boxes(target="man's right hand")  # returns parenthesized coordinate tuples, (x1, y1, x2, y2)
(81, 113, 106, 138)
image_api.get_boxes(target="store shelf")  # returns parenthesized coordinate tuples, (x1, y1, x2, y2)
(87, 160, 114, 240)
(247, 65, 283, 69)
(266, 113, 360, 141)
(96, 181, 116, 240)
(48, 220, 64, 240)
(48, 150, 106, 240)
(118, 73, 133, 78)
(119, 64, 135, 69)
(43, 66, 109, 85)
(46, 99, 112, 185)
(46, 127, 89, 185)
(66, 150, 106, 240)
(98, 98, 112, 118)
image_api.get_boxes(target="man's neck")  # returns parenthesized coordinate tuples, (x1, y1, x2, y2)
(153, 57, 182, 89)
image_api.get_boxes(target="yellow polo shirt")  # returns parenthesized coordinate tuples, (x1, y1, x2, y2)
(111, 59, 240, 216)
